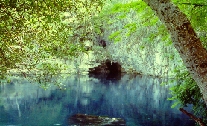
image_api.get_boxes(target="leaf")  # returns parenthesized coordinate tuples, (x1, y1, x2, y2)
(109, 30, 122, 40)
(171, 102, 180, 108)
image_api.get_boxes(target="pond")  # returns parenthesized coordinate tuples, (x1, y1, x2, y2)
(0, 74, 195, 126)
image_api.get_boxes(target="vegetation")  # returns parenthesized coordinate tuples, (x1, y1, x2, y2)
(1, 0, 207, 125)
(167, 0, 207, 123)
(96, 0, 207, 124)
(144, 0, 207, 125)
(0, 0, 104, 79)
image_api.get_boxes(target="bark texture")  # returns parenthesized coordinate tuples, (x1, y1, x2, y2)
(143, 0, 207, 105)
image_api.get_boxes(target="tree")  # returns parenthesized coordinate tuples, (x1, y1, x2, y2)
(95, 0, 207, 122)
(1, 0, 207, 109)
(0, 0, 103, 78)
(143, 0, 207, 106)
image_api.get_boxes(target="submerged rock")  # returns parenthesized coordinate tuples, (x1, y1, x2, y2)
(69, 114, 126, 125)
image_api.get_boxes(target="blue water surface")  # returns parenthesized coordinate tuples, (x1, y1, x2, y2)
(0, 74, 195, 126)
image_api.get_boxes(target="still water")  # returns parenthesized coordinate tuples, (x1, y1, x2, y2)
(0, 74, 195, 126)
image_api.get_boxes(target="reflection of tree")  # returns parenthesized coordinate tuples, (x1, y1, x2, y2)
(15, 97, 21, 117)
(22, 100, 64, 125)
(0, 75, 194, 125)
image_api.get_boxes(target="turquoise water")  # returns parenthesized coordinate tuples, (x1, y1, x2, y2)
(0, 74, 195, 126)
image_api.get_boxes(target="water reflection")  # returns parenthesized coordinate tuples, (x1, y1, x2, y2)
(0, 74, 195, 126)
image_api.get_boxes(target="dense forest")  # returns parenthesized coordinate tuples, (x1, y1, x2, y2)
(1, 0, 207, 125)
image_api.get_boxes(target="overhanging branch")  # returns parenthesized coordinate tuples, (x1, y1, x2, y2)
(179, 108, 206, 126)
(176, 2, 207, 7)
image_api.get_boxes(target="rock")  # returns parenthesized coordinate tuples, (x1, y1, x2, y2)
(69, 114, 126, 125)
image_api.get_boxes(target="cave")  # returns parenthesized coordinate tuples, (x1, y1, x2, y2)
(88, 59, 122, 81)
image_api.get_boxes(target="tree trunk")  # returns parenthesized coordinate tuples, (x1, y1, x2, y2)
(143, 0, 207, 106)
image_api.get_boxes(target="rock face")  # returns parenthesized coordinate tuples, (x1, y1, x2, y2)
(69, 114, 126, 125)
(98, 0, 188, 77)
(88, 59, 122, 80)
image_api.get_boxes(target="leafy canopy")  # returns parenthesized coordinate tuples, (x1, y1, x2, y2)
(0, 0, 104, 78)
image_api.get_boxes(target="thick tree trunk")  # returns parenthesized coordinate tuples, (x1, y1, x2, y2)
(143, 0, 207, 105)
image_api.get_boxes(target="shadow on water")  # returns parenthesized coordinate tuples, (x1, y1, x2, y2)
(0, 74, 195, 126)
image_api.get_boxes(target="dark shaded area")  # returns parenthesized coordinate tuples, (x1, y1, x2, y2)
(99, 39, 106, 48)
(69, 114, 126, 125)
(88, 59, 122, 81)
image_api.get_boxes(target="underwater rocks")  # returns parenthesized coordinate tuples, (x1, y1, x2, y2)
(69, 114, 126, 125)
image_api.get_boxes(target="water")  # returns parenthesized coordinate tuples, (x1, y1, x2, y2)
(0, 74, 195, 126)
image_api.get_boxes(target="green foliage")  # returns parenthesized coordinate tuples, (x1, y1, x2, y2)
(108, 0, 147, 14)
(172, 0, 207, 28)
(168, 67, 207, 120)
(95, 0, 148, 43)
(0, 0, 104, 79)
(172, 0, 207, 48)
(139, 45, 145, 50)
(163, 1, 207, 122)
(124, 23, 137, 36)
(36, 62, 65, 75)
(97, 0, 172, 48)
(109, 30, 122, 42)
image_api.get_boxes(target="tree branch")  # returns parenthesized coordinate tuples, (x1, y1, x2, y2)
(177, 3, 207, 7)
(179, 108, 206, 126)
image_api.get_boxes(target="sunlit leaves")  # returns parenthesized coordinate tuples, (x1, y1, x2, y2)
(107, 0, 147, 15)
(124, 23, 137, 36)
(96, 0, 149, 45)
(0, 0, 104, 78)
(172, 0, 207, 31)
(168, 67, 207, 119)
(109, 30, 122, 42)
